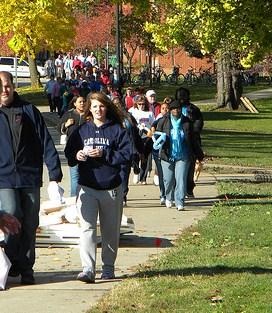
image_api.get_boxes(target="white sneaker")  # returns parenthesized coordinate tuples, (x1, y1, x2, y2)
(177, 205, 184, 211)
(160, 198, 166, 205)
(133, 174, 140, 184)
(153, 175, 159, 186)
(165, 199, 172, 208)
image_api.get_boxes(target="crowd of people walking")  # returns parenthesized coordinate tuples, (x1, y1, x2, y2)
(0, 63, 204, 286)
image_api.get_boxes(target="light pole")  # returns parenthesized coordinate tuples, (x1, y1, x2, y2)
(115, 2, 121, 88)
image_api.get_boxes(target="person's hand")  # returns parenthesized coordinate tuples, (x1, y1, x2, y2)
(83, 146, 103, 158)
(65, 118, 75, 128)
(0, 213, 21, 235)
(76, 150, 87, 161)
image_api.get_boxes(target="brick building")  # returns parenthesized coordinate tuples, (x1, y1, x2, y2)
(128, 47, 216, 75)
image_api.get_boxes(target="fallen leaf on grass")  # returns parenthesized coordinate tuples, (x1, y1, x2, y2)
(192, 232, 201, 237)
(210, 295, 224, 303)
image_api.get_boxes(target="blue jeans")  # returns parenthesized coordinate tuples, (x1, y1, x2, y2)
(153, 150, 165, 199)
(120, 161, 132, 201)
(70, 165, 79, 197)
(0, 188, 40, 274)
(161, 159, 190, 207)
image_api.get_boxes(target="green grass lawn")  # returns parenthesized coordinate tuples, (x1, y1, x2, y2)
(202, 98, 272, 168)
(17, 86, 47, 107)
(88, 181, 272, 313)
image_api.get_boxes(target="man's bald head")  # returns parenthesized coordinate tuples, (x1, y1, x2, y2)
(0, 71, 15, 107)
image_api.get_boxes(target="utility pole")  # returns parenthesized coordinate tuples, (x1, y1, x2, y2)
(115, 2, 121, 88)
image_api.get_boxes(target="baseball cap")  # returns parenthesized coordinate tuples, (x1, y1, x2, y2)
(145, 90, 156, 97)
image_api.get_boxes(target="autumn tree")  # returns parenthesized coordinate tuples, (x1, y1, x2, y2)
(0, 0, 77, 88)
(139, 0, 272, 109)
(74, 3, 115, 54)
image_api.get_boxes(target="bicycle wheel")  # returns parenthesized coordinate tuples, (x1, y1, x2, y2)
(160, 73, 168, 84)
(151, 73, 159, 85)
(132, 75, 144, 85)
(186, 74, 198, 85)
(167, 74, 176, 85)
(177, 74, 185, 85)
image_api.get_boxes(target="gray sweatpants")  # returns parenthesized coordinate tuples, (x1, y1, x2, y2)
(76, 184, 123, 276)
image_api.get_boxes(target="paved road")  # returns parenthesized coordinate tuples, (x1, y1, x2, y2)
(194, 87, 272, 106)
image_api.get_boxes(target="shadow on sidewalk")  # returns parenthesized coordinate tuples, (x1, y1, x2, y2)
(6, 270, 124, 287)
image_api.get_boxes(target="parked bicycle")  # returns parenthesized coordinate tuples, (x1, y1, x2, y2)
(132, 65, 168, 86)
(197, 67, 216, 86)
(167, 65, 185, 85)
(184, 66, 199, 85)
(152, 65, 168, 84)
(132, 66, 149, 85)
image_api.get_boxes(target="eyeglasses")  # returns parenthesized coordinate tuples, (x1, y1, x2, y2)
(138, 102, 145, 105)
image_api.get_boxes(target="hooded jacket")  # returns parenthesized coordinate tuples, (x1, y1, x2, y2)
(0, 92, 63, 188)
(64, 119, 132, 190)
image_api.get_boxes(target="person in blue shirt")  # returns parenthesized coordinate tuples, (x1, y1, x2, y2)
(175, 87, 204, 198)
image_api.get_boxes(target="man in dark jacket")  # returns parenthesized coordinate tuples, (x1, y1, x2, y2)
(0, 71, 63, 285)
(175, 87, 204, 198)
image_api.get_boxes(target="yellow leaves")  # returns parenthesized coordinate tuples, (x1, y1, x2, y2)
(222, 1, 235, 12)
(0, 0, 76, 56)
(240, 51, 255, 68)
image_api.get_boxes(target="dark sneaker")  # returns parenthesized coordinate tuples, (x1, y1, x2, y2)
(77, 272, 95, 283)
(186, 192, 195, 199)
(9, 267, 20, 277)
(101, 272, 115, 280)
(21, 273, 35, 285)
(101, 268, 115, 280)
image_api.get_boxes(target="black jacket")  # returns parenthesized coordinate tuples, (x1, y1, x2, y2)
(0, 93, 62, 188)
(156, 113, 204, 162)
(184, 102, 204, 144)
(58, 109, 86, 138)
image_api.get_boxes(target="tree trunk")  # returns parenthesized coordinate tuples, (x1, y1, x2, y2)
(28, 54, 42, 89)
(216, 55, 225, 106)
(216, 50, 243, 110)
(223, 53, 233, 110)
(231, 69, 243, 110)
(148, 47, 153, 87)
